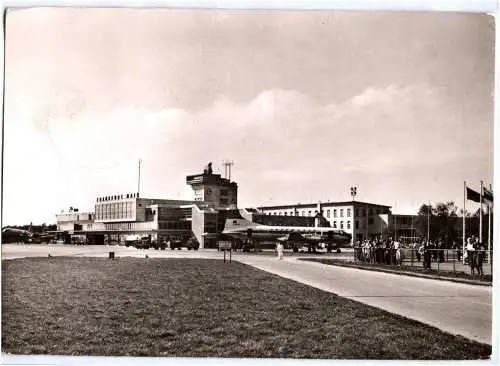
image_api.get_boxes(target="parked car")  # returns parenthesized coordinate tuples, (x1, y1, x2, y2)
(186, 237, 200, 251)
(242, 244, 262, 252)
(135, 237, 151, 249)
(152, 240, 167, 250)
(170, 240, 184, 250)
(124, 235, 141, 248)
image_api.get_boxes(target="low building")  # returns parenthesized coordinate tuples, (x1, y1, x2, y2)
(55, 163, 240, 248)
(257, 201, 392, 243)
(391, 214, 419, 241)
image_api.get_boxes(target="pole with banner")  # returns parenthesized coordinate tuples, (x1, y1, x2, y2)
(427, 201, 430, 243)
(464, 183, 482, 264)
(463, 181, 466, 265)
(480, 180, 483, 244)
(488, 204, 491, 264)
(484, 184, 494, 265)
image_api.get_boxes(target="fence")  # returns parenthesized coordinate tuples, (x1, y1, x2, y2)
(353, 247, 493, 276)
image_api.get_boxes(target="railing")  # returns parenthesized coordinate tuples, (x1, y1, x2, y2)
(353, 247, 493, 275)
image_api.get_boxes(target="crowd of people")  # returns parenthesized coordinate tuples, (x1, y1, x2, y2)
(354, 235, 488, 271)
(354, 238, 402, 265)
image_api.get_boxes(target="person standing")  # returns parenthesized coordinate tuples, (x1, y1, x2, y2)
(423, 241, 432, 269)
(466, 236, 475, 264)
(417, 242, 423, 262)
(276, 242, 284, 260)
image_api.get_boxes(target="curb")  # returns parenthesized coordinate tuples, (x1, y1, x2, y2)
(299, 259, 492, 287)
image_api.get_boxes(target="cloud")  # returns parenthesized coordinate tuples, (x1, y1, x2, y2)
(3, 83, 491, 224)
(39, 83, 459, 181)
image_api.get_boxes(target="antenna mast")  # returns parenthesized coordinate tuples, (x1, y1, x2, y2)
(138, 158, 142, 196)
(222, 159, 234, 181)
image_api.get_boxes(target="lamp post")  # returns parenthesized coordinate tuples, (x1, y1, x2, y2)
(350, 187, 357, 245)
(350, 186, 357, 201)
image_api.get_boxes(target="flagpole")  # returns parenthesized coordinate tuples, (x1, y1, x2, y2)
(480, 180, 483, 244)
(427, 201, 430, 243)
(488, 204, 491, 264)
(463, 181, 466, 265)
(488, 183, 492, 265)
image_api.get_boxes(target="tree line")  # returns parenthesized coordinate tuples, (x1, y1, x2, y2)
(414, 202, 492, 246)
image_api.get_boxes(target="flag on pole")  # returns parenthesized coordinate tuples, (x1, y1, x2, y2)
(466, 186, 481, 203)
(483, 186, 493, 204)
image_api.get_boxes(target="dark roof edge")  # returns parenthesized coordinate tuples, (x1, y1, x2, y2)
(256, 201, 392, 210)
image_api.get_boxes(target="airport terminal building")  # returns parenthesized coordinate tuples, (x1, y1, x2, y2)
(257, 202, 392, 243)
(56, 163, 395, 247)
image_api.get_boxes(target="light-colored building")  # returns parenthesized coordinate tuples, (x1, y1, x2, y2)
(55, 162, 239, 248)
(186, 162, 238, 210)
(56, 210, 95, 233)
(55, 162, 396, 248)
(257, 201, 392, 243)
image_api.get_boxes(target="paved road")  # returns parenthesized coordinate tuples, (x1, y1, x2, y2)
(2, 244, 492, 345)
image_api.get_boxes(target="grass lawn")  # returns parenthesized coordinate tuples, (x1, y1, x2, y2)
(299, 258, 493, 284)
(2, 257, 491, 359)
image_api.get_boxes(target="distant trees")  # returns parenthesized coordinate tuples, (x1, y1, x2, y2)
(415, 202, 459, 246)
(414, 202, 493, 247)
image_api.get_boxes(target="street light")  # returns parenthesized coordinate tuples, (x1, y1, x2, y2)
(350, 186, 357, 245)
(350, 186, 357, 201)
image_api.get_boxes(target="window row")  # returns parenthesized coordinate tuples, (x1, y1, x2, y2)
(105, 222, 155, 231)
(158, 221, 191, 230)
(96, 202, 135, 220)
(266, 207, 388, 218)
(332, 221, 352, 230)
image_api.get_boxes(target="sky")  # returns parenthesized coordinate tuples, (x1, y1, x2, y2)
(2, 8, 495, 225)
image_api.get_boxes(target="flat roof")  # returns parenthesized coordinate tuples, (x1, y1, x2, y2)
(258, 201, 392, 210)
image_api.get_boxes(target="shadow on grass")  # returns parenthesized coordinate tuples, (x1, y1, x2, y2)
(1, 257, 491, 359)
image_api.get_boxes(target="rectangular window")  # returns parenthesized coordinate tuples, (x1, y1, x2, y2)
(355, 220, 359, 229)
(340, 221, 344, 229)
(334, 209, 337, 218)
(284, 212, 288, 216)
(326, 210, 330, 218)
(333, 221, 337, 229)
(347, 209, 351, 217)
(340, 209, 344, 217)
(347, 221, 351, 229)
(308, 211, 311, 216)
(368, 217, 374, 225)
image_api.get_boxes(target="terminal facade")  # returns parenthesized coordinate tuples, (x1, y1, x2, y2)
(56, 162, 397, 247)
(257, 202, 392, 243)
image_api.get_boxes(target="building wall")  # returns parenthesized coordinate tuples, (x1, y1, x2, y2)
(258, 201, 392, 244)
(56, 211, 95, 232)
(191, 206, 206, 248)
(186, 171, 238, 210)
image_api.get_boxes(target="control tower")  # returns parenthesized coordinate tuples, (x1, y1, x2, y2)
(186, 162, 238, 210)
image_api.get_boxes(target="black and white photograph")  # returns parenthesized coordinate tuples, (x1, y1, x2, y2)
(1, 2, 496, 362)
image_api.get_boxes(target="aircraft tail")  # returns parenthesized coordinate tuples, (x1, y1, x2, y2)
(223, 218, 258, 232)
